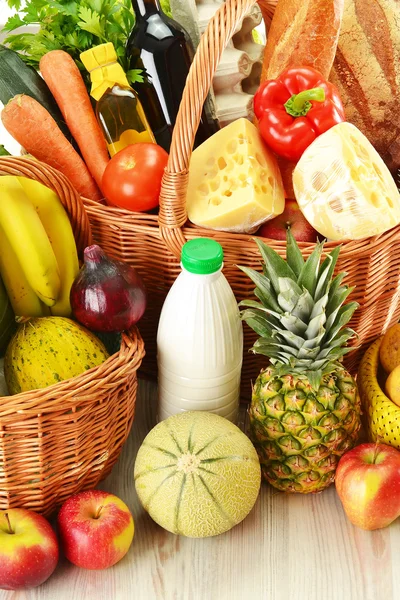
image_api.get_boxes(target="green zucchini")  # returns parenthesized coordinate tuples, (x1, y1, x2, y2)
(0, 45, 75, 145)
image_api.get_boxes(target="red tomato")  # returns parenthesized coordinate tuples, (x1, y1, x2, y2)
(102, 143, 169, 211)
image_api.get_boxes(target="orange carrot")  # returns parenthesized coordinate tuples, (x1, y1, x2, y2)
(40, 50, 109, 194)
(1, 94, 102, 201)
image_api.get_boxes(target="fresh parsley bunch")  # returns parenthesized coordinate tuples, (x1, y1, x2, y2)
(3, 0, 172, 84)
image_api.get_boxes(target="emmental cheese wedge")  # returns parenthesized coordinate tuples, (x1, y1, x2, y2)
(293, 122, 400, 241)
(186, 118, 285, 233)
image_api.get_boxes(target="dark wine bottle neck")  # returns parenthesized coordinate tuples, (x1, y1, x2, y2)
(131, 0, 162, 18)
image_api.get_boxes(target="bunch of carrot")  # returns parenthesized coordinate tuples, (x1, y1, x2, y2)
(1, 51, 109, 202)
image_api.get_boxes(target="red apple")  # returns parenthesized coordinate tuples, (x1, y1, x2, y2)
(57, 490, 134, 570)
(0, 509, 59, 590)
(258, 199, 319, 242)
(336, 443, 400, 530)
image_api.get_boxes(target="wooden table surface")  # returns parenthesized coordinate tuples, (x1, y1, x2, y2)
(1, 379, 399, 600)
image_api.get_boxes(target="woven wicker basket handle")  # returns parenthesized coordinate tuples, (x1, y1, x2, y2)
(158, 0, 276, 258)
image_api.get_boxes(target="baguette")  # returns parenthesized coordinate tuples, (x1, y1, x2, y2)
(258, 0, 344, 198)
(261, 0, 345, 80)
(329, 0, 400, 174)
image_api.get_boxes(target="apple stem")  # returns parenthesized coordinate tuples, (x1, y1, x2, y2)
(94, 505, 104, 519)
(4, 512, 13, 534)
(372, 442, 381, 464)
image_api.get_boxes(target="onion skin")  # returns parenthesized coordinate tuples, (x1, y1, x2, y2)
(70, 245, 146, 333)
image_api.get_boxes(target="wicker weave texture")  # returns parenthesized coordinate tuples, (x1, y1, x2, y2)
(85, 198, 400, 397)
(83, 0, 400, 399)
(0, 157, 145, 516)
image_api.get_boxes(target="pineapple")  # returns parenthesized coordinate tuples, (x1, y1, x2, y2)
(240, 230, 362, 493)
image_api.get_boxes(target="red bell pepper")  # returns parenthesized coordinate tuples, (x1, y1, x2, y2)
(254, 66, 346, 162)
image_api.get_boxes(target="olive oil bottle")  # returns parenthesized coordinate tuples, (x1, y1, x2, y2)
(127, 0, 218, 150)
(81, 43, 156, 157)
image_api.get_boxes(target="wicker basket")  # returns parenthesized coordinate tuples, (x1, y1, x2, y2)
(84, 0, 400, 399)
(0, 156, 145, 516)
(357, 336, 400, 447)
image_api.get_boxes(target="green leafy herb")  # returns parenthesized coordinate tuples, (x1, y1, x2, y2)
(160, 0, 172, 17)
(126, 69, 144, 84)
(3, 0, 140, 81)
(5, 0, 22, 9)
(0, 145, 11, 156)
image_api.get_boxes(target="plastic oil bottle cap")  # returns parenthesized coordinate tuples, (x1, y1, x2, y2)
(181, 238, 224, 275)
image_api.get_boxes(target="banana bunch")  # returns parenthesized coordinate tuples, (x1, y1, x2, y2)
(0, 176, 79, 318)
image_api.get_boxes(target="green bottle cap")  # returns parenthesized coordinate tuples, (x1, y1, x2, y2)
(181, 238, 224, 275)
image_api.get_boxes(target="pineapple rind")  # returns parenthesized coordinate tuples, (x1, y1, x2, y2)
(249, 366, 361, 493)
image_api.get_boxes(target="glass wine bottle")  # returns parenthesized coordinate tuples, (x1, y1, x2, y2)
(127, 0, 219, 151)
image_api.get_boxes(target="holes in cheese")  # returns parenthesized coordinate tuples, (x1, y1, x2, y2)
(329, 196, 344, 213)
(186, 118, 285, 234)
(255, 153, 267, 168)
(218, 157, 228, 170)
(387, 197, 394, 209)
(293, 122, 400, 241)
(348, 165, 360, 182)
(373, 164, 385, 182)
(370, 192, 380, 208)
(227, 140, 238, 154)
(210, 178, 220, 192)
(312, 172, 329, 191)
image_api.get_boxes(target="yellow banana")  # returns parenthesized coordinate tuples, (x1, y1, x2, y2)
(0, 224, 50, 317)
(18, 177, 80, 317)
(0, 177, 61, 307)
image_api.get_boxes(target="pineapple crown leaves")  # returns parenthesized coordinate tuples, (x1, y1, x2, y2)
(238, 229, 359, 390)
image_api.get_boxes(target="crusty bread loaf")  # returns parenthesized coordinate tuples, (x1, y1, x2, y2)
(262, 0, 345, 80)
(329, 0, 400, 174)
(259, 0, 344, 198)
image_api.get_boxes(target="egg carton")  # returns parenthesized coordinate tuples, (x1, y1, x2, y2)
(169, 0, 265, 128)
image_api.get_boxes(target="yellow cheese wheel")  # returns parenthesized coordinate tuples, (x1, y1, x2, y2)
(293, 123, 400, 241)
(186, 118, 285, 233)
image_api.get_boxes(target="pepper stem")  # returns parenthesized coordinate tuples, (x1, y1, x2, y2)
(284, 87, 326, 118)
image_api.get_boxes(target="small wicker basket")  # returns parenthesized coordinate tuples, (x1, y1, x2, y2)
(358, 337, 400, 448)
(84, 0, 400, 399)
(0, 156, 145, 516)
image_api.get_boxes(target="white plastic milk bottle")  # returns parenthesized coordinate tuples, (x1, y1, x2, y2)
(157, 238, 243, 423)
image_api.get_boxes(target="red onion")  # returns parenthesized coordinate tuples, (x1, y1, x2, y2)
(70, 245, 146, 332)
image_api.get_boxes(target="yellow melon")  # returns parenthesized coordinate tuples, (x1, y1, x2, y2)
(134, 411, 261, 538)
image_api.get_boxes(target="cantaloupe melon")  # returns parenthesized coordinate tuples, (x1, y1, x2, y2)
(134, 411, 261, 538)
